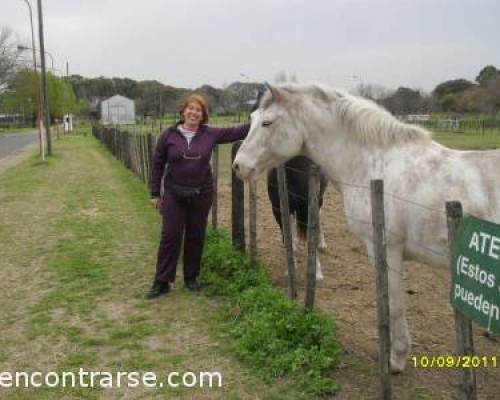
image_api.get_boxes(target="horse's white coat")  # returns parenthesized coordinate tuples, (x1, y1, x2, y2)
(233, 85, 500, 372)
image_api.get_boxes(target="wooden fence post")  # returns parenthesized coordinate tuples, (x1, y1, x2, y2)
(126, 131, 132, 170)
(119, 129, 124, 162)
(446, 201, 477, 400)
(133, 132, 139, 178)
(370, 179, 392, 400)
(123, 131, 128, 168)
(145, 134, 149, 182)
(135, 133, 141, 179)
(140, 134, 147, 183)
(305, 164, 320, 310)
(249, 179, 257, 267)
(116, 127, 120, 158)
(212, 145, 219, 229)
(120, 130, 125, 166)
(147, 133, 154, 181)
(108, 128, 112, 152)
(113, 128, 117, 157)
(277, 164, 297, 300)
(104, 128, 108, 150)
(231, 142, 245, 251)
(144, 134, 150, 183)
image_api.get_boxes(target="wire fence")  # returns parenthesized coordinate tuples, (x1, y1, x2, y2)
(413, 118, 500, 135)
(91, 122, 458, 283)
(267, 164, 451, 266)
(91, 122, 497, 399)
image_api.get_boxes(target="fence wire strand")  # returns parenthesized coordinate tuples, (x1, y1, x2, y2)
(93, 126, 457, 283)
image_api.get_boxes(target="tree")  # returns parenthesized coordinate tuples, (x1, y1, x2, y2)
(355, 83, 390, 101)
(5, 69, 80, 122)
(381, 87, 427, 115)
(0, 26, 23, 88)
(431, 79, 478, 112)
(134, 80, 188, 116)
(456, 86, 489, 113)
(2, 69, 39, 122)
(47, 72, 79, 119)
(475, 65, 498, 88)
(432, 79, 475, 100)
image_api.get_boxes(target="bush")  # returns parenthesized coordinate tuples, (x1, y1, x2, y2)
(201, 228, 341, 397)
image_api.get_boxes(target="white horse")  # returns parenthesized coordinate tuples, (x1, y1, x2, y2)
(233, 84, 500, 373)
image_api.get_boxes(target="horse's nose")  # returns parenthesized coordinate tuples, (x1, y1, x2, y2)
(232, 161, 255, 180)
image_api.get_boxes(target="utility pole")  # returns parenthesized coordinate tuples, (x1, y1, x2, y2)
(37, 0, 52, 155)
(21, 0, 44, 160)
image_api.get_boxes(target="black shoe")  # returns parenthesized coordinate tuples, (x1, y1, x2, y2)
(145, 281, 170, 299)
(184, 279, 206, 292)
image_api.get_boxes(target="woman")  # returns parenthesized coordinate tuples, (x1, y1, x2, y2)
(147, 94, 250, 299)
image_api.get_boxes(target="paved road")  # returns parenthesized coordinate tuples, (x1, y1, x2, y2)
(0, 132, 38, 160)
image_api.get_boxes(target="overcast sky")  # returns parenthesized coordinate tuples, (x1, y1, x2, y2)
(3, 0, 500, 92)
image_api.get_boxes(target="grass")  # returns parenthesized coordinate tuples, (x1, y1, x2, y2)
(0, 121, 92, 138)
(201, 229, 341, 397)
(0, 134, 326, 399)
(0, 126, 37, 137)
(431, 129, 500, 150)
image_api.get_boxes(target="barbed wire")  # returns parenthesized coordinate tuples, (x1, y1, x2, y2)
(94, 126, 458, 277)
(258, 160, 454, 281)
(274, 164, 446, 215)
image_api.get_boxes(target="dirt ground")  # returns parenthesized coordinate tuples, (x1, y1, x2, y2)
(215, 177, 499, 400)
(4, 140, 495, 399)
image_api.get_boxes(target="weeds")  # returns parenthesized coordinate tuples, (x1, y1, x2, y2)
(202, 228, 341, 397)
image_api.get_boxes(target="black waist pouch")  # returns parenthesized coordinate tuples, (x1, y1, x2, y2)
(170, 183, 201, 201)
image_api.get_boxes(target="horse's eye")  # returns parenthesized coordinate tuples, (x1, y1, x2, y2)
(262, 121, 273, 127)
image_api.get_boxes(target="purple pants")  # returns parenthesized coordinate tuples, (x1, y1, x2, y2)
(154, 190, 213, 283)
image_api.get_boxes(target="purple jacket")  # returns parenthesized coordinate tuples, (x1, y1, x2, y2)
(150, 122, 250, 196)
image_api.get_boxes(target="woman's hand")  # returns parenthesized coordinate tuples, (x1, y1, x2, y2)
(150, 197, 161, 210)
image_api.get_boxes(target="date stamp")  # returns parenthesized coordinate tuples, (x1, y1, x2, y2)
(411, 355, 497, 369)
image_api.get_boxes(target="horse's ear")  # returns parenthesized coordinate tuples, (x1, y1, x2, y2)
(265, 82, 287, 104)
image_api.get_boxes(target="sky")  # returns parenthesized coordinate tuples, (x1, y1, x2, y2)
(3, 0, 500, 92)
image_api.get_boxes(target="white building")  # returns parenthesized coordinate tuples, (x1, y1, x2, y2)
(100, 95, 135, 125)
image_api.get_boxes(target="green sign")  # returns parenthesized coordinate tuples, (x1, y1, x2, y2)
(450, 215, 500, 334)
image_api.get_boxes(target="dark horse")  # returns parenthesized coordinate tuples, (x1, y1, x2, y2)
(267, 157, 328, 279)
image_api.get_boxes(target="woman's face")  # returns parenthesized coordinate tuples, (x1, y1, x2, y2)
(182, 101, 203, 127)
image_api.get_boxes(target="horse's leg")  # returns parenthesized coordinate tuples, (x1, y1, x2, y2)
(315, 252, 324, 280)
(317, 209, 328, 253)
(386, 246, 411, 373)
(291, 213, 299, 256)
(307, 211, 324, 280)
(284, 214, 299, 277)
(296, 216, 324, 280)
(365, 242, 410, 373)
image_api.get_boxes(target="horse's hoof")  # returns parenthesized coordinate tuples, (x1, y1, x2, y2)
(316, 272, 324, 281)
(390, 356, 407, 374)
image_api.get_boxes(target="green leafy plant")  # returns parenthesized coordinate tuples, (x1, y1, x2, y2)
(201, 228, 341, 397)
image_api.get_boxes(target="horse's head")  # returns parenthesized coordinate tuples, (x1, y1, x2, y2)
(233, 84, 304, 181)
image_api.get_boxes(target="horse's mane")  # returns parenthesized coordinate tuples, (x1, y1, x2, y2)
(262, 85, 432, 147)
(333, 89, 432, 147)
